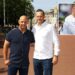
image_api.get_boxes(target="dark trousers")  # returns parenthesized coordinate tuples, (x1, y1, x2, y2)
(33, 58, 53, 75)
(8, 64, 29, 75)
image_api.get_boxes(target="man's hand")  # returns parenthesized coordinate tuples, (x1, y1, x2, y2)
(4, 59, 10, 65)
(52, 55, 58, 65)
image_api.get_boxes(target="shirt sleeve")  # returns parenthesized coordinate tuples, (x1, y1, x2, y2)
(30, 31, 35, 43)
(53, 26, 60, 56)
(5, 31, 12, 42)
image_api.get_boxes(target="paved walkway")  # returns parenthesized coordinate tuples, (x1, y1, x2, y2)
(0, 35, 75, 75)
(0, 48, 8, 75)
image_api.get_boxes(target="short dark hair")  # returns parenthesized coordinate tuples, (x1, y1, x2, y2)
(36, 9, 45, 15)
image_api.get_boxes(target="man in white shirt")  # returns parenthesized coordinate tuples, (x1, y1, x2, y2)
(32, 9, 60, 75)
(61, 4, 75, 35)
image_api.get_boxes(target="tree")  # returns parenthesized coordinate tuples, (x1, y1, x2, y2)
(0, 0, 34, 26)
(0, 0, 3, 26)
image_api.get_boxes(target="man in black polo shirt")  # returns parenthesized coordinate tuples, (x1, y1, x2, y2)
(3, 15, 34, 75)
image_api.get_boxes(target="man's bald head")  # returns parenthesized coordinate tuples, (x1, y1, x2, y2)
(19, 15, 28, 21)
(18, 15, 29, 30)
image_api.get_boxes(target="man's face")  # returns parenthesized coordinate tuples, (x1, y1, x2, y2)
(72, 5, 75, 15)
(35, 12, 45, 24)
(18, 16, 28, 29)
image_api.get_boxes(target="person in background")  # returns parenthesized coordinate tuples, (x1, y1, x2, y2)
(62, 4, 75, 35)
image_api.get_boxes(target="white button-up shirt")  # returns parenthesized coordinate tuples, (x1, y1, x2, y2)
(32, 21, 60, 59)
(61, 15, 75, 35)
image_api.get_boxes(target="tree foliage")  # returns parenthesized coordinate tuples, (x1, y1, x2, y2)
(0, 0, 34, 25)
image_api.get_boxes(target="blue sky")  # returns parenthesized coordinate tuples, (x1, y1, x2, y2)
(32, 0, 75, 11)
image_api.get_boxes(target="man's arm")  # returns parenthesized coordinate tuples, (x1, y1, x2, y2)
(53, 26, 60, 65)
(30, 29, 35, 47)
(3, 40, 10, 65)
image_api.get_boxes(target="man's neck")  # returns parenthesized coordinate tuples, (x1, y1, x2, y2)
(19, 27, 27, 33)
(72, 13, 75, 17)
(38, 20, 45, 26)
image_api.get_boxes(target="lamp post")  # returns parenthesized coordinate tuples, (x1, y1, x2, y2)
(3, 0, 5, 26)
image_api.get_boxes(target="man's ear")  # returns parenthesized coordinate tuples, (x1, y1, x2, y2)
(27, 20, 29, 24)
(44, 15, 46, 20)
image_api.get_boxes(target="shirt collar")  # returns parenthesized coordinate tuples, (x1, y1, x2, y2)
(17, 27, 28, 34)
(36, 20, 47, 27)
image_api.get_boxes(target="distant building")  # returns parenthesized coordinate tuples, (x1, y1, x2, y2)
(45, 9, 54, 24)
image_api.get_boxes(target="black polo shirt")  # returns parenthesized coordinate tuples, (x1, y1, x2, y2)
(6, 28, 34, 66)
